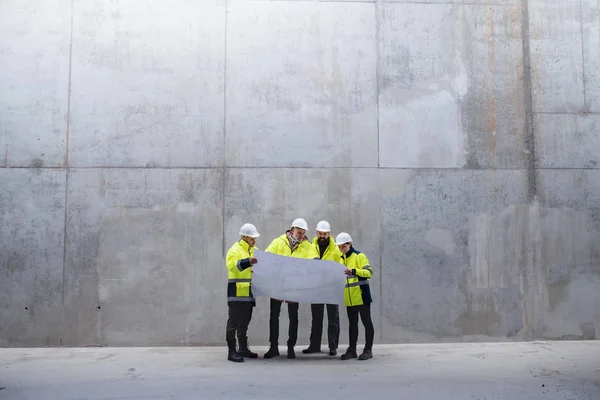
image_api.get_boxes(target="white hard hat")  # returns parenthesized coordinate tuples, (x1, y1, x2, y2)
(291, 218, 308, 231)
(335, 232, 352, 245)
(316, 220, 330, 232)
(239, 223, 260, 238)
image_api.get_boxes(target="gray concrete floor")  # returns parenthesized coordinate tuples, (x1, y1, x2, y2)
(1, 341, 599, 400)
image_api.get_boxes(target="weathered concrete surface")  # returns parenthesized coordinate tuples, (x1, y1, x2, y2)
(378, 2, 526, 169)
(0, 0, 70, 167)
(68, 0, 226, 167)
(380, 170, 529, 342)
(226, 1, 378, 167)
(1, 342, 599, 400)
(63, 169, 223, 346)
(0, 169, 66, 346)
(1, 0, 600, 348)
(535, 114, 600, 168)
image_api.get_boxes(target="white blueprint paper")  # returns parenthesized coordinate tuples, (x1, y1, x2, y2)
(252, 250, 347, 304)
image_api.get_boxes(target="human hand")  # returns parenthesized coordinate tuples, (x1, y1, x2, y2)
(250, 267, 253, 272)
(344, 268, 352, 275)
(249, 257, 258, 265)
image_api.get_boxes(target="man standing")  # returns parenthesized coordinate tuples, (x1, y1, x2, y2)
(336, 232, 375, 361)
(263, 218, 320, 359)
(224, 223, 261, 363)
(302, 220, 342, 356)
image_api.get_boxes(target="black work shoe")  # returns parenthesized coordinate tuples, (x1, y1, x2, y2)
(358, 349, 373, 360)
(228, 351, 244, 362)
(238, 338, 258, 359)
(340, 348, 357, 360)
(238, 348, 258, 359)
(287, 347, 296, 359)
(302, 346, 322, 354)
(329, 349, 337, 356)
(263, 346, 280, 359)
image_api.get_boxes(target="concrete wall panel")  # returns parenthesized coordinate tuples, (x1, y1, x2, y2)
(68, 0, 225, 168)
(383, 0, 517, 4)
(582, 0, 600, 112)
(535, 170, 600, 340)
(529, 0, 585, 113)
(0, 0, 70, 167)
(379, 3, 525, 169)
(224, 167, 381, 346)
(380, 169, 528, 342)
(225, 1, 378, 168)
(64, 168, 223, 346)
(0, 169, 66, 346)
(535, 113, 600, 169)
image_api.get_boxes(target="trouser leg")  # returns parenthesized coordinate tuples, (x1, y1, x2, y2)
(309, 303, 324, 348)
(269, 298, 282, 345)
(236, 303, 253, 342)
(347, 306, 360, 350)
(287, 302, 299, 347)
(326, 303, 340, 350)
(226, 304, 243, 343)
(358, 304, 375, 350)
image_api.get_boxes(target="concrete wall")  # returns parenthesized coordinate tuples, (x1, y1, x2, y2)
(1, 0, 598, 347)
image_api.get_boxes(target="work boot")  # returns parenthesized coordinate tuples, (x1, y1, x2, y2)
(329, 348, 337, 356)
(358, 348, 373, 360)
(302, 346, 322, 354)
(340, 348, 357, 360)
(287, 346, 296, 359)
(263, 345, 280, 359)
(238, 337, 258, 359)
(227, 340, 244, 363)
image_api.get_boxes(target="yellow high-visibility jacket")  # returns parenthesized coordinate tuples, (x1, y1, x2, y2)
(312, 236, 342, 262)
(265, 232, 320, 259)
(340, 247, 373, 307)
(225, 239, 257, 306)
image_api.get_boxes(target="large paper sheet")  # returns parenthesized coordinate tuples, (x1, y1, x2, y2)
(252, 250, 347, 304)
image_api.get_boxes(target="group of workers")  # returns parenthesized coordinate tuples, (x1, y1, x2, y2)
(225, 218, 375, 363)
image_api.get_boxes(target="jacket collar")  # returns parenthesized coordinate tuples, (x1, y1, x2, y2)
(343, 246, 358, 258)
(238, 239, 251, 251)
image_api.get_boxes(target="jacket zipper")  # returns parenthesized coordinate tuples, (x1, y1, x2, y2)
(344, 255, 352, 306)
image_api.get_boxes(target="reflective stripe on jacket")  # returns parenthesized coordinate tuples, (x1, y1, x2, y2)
(312, 236, 343, 262)
(225, 239, 257, 306)
(265, 232, 320, 259)
(340, 247, 373, 307)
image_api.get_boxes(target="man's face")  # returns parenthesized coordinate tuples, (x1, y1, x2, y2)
(316, 230, 329, 244)
(291, 227, 306, 241)
(338, 242, 351, 254)
(243, 236, 256, 247)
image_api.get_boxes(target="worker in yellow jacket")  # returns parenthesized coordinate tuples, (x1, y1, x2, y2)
(336, 232, 374, 360)
(302, 220, 343, 356)
(263, 218, 320, 359)
(224, 223, 261, 363)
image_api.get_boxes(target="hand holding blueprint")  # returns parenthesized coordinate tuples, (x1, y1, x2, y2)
(251, 250, 347, 304)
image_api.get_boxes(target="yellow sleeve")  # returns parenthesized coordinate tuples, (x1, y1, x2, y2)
(303, 242, 320, 259)
(354, 253, 373, 278)
(225, 246, 250, 273)
(333, 246, 343, 263)
(265, 238, 278, 254)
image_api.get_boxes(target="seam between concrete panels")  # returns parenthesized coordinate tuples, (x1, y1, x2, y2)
(375, 0, 383, 342)
(11, 165, 600, 171)
(376, 0, 381, 169)
(520, 0, 536, 202)
(62, 0, 75, 307)
(578, 0, 588, 110)
(222, 0, 229, 258)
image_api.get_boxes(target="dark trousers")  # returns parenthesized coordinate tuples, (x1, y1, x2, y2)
(347, 304, 374, 350)
(269, 298, 299, 347)
(226, 303, 253, 344)
(309, 303, 340, 350)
